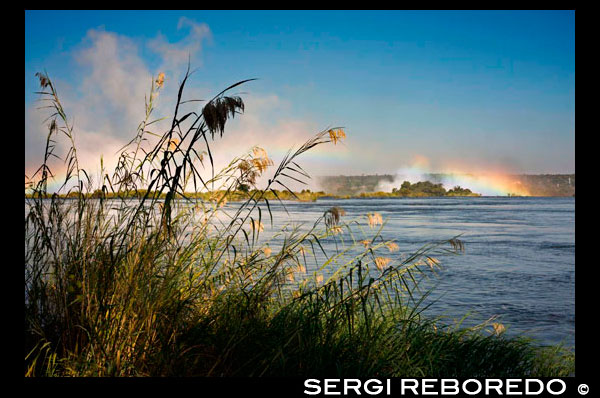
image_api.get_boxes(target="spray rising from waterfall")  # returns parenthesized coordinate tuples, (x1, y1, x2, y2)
(376, 156, 530, 196)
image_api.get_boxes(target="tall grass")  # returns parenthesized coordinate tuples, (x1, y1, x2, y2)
(25, 67, 573, 377)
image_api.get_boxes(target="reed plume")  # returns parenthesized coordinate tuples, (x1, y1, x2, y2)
(24, 66, 573, 378)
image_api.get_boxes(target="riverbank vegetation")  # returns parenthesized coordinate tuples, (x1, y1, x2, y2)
(24, 181, 479, 201)
(25, 69, 573, 377)
(319, 174, 575, 197)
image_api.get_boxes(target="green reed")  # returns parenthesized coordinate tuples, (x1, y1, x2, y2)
(25, 67, 573, 377)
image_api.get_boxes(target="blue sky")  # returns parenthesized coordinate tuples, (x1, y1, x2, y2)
(25, 10, 575, 189)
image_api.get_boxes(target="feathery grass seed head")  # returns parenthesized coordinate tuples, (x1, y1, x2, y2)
(155, 72, 165, 88)
(168, 138, 180, 151)
(492, 322, 506, 336)
(324, 206, 345, 229)
(385, 241, 399, 252)
(328, 128, 346, 145)
(367, 212, 383, 228)
(360, 240, 371, 249)
(262, 246, 272, 257)
(374, 257, 391, 271)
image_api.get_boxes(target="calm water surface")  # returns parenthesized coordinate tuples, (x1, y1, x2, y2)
(246, 197, 575, 347)
(27, 196, 574, 347)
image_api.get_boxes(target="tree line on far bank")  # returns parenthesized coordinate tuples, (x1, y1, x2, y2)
(25, 180, 479, 201)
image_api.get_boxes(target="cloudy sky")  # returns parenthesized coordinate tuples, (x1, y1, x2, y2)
(25, 10, 575, 192)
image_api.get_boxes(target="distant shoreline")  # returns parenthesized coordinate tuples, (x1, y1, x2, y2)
(317, 174, 575, 197)
(25, 176, 575, 201)
(25, 193, 575, 201)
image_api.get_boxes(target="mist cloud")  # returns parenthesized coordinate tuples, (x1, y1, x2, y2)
(147, 17, 212, 72)
(25, 18, 328, 193)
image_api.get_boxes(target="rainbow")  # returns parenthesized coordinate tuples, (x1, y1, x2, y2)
(381, 154, 532, 196)
(439, 173, 530, 196)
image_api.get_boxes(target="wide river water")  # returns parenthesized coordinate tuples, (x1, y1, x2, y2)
(247, 196, 575, 347)
(26, 196, 575, 347)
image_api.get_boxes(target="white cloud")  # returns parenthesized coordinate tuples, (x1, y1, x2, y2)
(148, 17, 212, 72)
(74, 29, 153, 139)
(25, 18, 333, 193)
